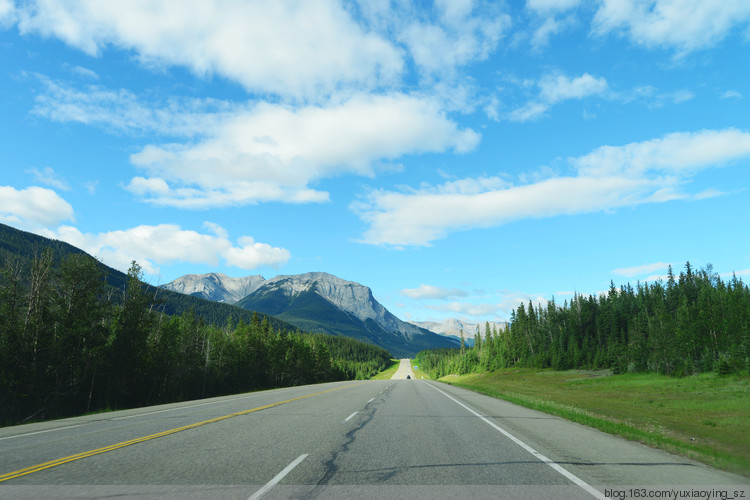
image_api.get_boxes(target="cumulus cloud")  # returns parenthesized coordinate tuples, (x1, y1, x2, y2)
(355, 128, 750, 246)
(592, 0, 750, 55)
(401, 284, 469, 300)
(0, 186, 74, 229)
(398, 1, 511, 79)
(44, 223, 290, 275)
(14, 3, 496, 210)
(507, 72, 609, 121)
(30, 75, 480, 208)
(13, 0, 403, 101)
(125, 93, 480, 208)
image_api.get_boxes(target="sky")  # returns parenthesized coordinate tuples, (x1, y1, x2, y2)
(1, 0, 749, 325)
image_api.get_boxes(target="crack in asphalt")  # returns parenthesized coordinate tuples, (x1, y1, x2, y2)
(312, 384, 393, 489)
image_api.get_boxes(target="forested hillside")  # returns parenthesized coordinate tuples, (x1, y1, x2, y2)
(417, 263, 750, 378)
(0, 226, 392, 425)
(0, 223, 287, 329)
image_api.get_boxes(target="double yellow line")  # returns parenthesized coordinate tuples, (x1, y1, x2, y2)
(0, 383, 357, 483)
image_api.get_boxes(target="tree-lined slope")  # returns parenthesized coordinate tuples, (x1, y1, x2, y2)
(417, 263, 749, 378)
(0, 223, 392, 425)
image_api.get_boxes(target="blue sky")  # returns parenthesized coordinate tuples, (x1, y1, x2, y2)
(1, 0, 749, 324)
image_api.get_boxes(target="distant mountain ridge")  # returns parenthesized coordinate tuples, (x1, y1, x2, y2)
(411, 318, 508, 344)
(163, 271, 460, 357)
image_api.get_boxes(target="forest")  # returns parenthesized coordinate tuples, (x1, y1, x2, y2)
(416, 263, 750, 379)
(0, 251, 391, 426)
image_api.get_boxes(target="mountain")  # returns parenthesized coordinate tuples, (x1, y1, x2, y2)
(217, 272, 460, 358)
(162, 273, 266, 303)
(0, 223, 288, 330)
(411, 318, 508, 346)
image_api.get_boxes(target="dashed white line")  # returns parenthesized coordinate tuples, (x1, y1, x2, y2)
(248, 454, 308, 500)
(425, 382, 606, 500)
(344, 411, 358, 422)
(367, 398, 374, 403)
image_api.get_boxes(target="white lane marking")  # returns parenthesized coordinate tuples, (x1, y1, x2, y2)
(344, 411, 358, 422)
(367, 398, 375, 403)
(113, 393, 262, 420)
(248, 453, 308, 500)
(425, 382, 606, 500)
(0, 424, 85, 441)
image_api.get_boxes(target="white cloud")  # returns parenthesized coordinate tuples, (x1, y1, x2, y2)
(126, 93, 479, 208)
(401, 284, 469, 300)
(612, 261, 673, 277)
(0, 0, 15, 26)
(14, 0, 403, 101)
(572, 128, 750, 177)
(592, 0, 750, 55)
(399, 3, 510, 79)
(31, 75, 230, 137)
(529, 15, 574, 48)
(0, 186, 74, 229)
(526, 0, 581, 13)
(44, 223, 290, 275)
(539, 72, 609, 103)
(31, 76, 480, 208)
(356, 175, 657, 246)
(507, 72, 608, 121)
(355, 128, 750, 246)
(721, 90, 742, 100)
(26, 167, 71, 191)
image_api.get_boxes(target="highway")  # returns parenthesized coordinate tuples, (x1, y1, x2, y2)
(1, 379, 747, 499)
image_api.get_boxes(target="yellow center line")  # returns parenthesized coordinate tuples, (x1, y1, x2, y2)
(0, 383, 359, 483)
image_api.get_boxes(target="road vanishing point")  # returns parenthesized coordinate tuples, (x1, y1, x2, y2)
(1, 367, 747, 499)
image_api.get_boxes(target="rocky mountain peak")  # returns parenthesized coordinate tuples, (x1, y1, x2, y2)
(162, 273, 265, 303)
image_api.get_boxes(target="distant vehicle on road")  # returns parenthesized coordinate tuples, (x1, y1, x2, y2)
(406, 375, 411, 379)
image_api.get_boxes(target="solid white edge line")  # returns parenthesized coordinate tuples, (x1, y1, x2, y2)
(113, 393, 263, 420)
(344, 411, 358, 422)
(0, 424, 85, 441)
(425, 382, 606, 500)
(248, 453, 308, 500)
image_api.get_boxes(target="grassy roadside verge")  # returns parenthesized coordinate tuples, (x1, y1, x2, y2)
(370, 359, 401, 380)
(439, 369, 750, 477)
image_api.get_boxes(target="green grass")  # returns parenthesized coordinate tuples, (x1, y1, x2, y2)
(370, 359, 401, 380)
(440, 369, 750, 477)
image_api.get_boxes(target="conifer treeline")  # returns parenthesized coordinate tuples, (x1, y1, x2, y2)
(416, 263, 750, 379)
(0, 253, 391, 425)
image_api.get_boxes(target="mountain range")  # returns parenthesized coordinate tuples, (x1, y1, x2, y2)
(0, 222, 462, 358)
(410, 319, 507, 346)
(162, 272, 460, 357)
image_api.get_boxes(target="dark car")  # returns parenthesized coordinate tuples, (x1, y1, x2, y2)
(406, 375, 411, 379)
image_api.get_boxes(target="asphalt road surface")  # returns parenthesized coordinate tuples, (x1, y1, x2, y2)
(1, 380, 747, 499)
(391, 358, 415, 379)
